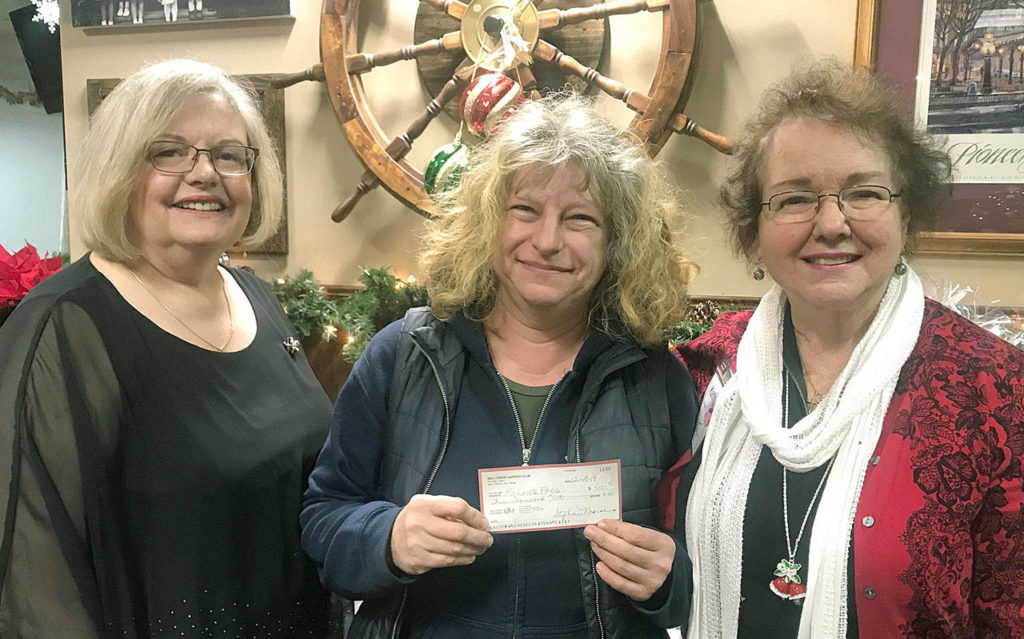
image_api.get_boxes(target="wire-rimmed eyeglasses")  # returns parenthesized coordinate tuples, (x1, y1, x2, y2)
(760, 185, 901, 223)
(147, 141, 259, 177)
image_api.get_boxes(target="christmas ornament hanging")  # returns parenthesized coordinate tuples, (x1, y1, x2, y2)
(424, 142, 470, 197)
(460, 73, 524, 137)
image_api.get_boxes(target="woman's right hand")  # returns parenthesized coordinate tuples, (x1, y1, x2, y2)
(390, 494, 493, 575)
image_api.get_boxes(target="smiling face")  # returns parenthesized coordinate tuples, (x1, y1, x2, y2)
(130, 93, 253, 260)
(755, 118, 906, 316)
(492, 163, 608, 322)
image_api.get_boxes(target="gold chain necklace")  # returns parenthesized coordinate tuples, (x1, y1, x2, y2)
(129, 264, 234, 352)
(804, 372, 828, 410)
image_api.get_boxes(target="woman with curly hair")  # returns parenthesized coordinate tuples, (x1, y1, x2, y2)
(301, 94, 699, 638)
(659, 59, 1024, 638)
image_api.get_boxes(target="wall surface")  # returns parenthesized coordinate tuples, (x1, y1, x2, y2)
(0, 102, 65, 254)
(59, 0, 1024, 306)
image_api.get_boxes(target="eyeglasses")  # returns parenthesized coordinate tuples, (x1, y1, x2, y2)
(147, 141, 259, 176)
(760, 185, 901, 223)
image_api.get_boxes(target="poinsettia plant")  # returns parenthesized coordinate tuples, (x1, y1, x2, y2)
(0, 243, 63, 309)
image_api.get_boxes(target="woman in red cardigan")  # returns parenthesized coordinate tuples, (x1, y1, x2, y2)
(660, 60, 1024, 638)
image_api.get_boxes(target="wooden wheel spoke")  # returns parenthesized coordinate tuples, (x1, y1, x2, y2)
(390, 59, 474, 157)
(269, 64, 325, 89)
(332, 59, 474, 222)
(534, 40, 639, 107)
(420, 0, 467, 20)
(347, 32, 462, 74)
(537, 0, 668, 30)
(534, 40, 733, 154)
(514, 63, 542, 100)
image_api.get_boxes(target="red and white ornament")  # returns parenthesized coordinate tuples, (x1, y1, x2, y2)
(460, 73, 524, 137)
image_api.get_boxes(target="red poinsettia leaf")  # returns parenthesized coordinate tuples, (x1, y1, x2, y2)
(40, 256, 63, 276)
(0, 281, 24, 304)
(0, 243, 63, 305)
(11, 243, 42, 270)
(0, 247, 16, 269)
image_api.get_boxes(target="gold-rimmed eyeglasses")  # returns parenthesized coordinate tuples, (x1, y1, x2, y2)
(761, 185, 901, 223)
(147, 141, 259, 177)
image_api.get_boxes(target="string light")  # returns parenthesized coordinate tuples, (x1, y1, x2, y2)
(31, 0, 59, 34)
(324, 325, 338, 340)
(346, 335, 356, 344)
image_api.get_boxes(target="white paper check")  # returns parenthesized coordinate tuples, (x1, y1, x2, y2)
(478, 460, 622, 533)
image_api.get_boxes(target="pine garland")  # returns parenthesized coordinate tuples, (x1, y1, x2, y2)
(270, 269, 342, 340)
(337, 267, 428, 361)
(269, 266, 732, 359)
(664, 300, 733, 345)
(269, 266, 429, 362)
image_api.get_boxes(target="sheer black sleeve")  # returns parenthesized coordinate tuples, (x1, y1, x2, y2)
(0, 298, 123, 638)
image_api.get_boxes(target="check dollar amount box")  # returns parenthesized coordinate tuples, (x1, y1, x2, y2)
(478, 460, 622, 533)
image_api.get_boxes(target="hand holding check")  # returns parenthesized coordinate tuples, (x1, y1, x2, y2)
(390, 494, 494, 575)
(584, 519, 675, 602)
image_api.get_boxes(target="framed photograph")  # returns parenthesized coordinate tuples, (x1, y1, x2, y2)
(71, 0, 294, 30)
(856, 0, 1024, 256)
(86, 74, 288, 255)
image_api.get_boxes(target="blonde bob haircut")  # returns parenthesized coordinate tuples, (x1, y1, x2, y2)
(420, 93, 696, 346)
(73, 59, 283, 262)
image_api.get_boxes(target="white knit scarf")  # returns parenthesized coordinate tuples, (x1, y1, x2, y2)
(685, 267, 924, 639)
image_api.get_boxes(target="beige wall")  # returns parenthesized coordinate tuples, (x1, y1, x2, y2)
(60, 0, 1024, 306)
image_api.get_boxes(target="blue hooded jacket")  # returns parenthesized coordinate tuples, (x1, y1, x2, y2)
(301, 308, 696, 638)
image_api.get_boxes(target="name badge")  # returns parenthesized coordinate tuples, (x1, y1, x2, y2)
(478, 460, 622, 534)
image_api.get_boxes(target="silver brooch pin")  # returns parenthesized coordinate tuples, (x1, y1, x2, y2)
(283, 336, 301, 357)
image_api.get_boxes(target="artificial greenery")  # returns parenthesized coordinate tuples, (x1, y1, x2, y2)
(337, 267, 429, 362)
(664, 300, 734, 345)
(269, 266, 728, 360)
(270, 269, 342, 340)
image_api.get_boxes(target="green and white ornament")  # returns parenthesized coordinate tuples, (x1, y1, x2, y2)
(424, 142, 469, 197)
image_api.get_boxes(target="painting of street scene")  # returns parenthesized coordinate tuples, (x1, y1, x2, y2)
(922, 0, 1024, 134)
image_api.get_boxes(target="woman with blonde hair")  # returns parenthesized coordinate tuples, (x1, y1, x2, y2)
(0, 60, 334, 637)
(302, 94, 698, 638)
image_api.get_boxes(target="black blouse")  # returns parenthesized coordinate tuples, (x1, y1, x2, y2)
(0, 257, 334, 638)
(735, 306, 859, 638)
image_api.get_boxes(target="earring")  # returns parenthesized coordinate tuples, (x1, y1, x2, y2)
(753, 266, 765, 281)
(894, 258, 907, 276)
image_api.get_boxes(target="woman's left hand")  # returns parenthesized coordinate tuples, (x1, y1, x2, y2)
(583, 519, 674, 602)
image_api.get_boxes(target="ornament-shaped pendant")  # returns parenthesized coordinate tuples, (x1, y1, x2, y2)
(770, 558, 806, 603)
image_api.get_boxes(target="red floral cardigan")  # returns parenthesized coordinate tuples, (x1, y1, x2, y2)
(658, 299, 1024, 638)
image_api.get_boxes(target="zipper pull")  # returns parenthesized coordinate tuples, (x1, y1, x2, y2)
(522, 448, 530, 466)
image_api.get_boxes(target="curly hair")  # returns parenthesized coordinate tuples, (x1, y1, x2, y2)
(721, 58, 952, 260)
(73, 59, 283, 262)
(419, 93, 697, 345)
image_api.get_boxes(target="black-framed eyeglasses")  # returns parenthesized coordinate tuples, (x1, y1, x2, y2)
(147, 141, 259, 176)
(760, 185, 901, 223)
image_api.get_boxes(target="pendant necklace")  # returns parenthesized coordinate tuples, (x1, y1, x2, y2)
(770, 381, 836, 604)
(129, 263, 234, 352)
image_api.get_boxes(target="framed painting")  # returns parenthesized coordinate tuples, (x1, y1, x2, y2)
(855, 0, 1024, 257)
(71, 0, 294, 30)
(86, 73, 288, 255)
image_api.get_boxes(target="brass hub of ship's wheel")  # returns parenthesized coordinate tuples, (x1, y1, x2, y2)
(307, 0, 734, 222)
(460, 0, 540, 69)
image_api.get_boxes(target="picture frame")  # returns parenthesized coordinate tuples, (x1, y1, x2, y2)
(855, 0, 1024, 257)
(86, 74, 288, 255)
(71, 0, 294, 30)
